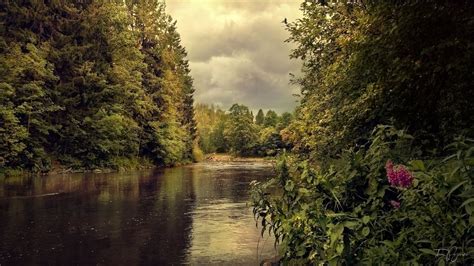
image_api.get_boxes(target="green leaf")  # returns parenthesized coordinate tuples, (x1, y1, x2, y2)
(330, 224, 344, 245)
(298, 187, 310, 195)
(419, 248, 437, 256)
(449, 166, 461, 180)
(362, 215, 371, 224)
(344, 221, 358, 229)
(447, 180, 467, 198)
(362, 227, 370, 237)
(410, 160, 425, 171)
(284, 180, 294, 192)
(460, 198, 474, 209)
(296, 248, 306, 257)
(442, 154, 456, 163)
(415, 239, 432, 244)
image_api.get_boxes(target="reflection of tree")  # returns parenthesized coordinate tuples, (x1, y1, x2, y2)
(0, 169, 196, 265)
(137, 167, 196, 264)
(0, 163, 275, 265)
(190, 164, 273, 202)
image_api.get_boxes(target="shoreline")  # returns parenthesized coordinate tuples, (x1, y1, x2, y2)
(1, 155, 275, 178)
(204, 153, 275, 163)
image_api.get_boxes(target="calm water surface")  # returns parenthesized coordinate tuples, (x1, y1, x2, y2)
(0, 162, 277, 265)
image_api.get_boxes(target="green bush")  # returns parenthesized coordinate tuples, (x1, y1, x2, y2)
(251, 126, 473, 264)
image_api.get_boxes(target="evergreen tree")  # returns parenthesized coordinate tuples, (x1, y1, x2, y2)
(0, 1, 61, 170)
(0, 0, 197, 172)
(263, 110, 278, 128)
(127, 0, 196, 165)
(255, 109, 265, 126)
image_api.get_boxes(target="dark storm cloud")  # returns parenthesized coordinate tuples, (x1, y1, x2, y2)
(166, 0, 302, 113)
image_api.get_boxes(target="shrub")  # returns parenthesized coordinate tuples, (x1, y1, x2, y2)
(251, 126, 473, 264)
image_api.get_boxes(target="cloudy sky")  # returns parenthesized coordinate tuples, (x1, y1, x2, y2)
(166, 0, 302, 113)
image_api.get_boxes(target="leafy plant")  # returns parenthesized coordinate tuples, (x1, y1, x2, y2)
(252, 126, 474, 264)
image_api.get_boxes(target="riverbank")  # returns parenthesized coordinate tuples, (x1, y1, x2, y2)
(205, 153, 275, 163)
(0, 157, 193, 178)
(0, 153, 274, 178)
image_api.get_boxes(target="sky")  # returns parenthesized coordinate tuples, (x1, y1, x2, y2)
(166, 0, 302, 113)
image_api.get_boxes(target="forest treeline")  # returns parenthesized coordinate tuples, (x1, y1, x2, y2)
(0, 0, 196, 173)
(195, 103, 292, 157)
(252, 0, 474, 264)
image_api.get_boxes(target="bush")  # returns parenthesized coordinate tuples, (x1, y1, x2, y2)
(192, 142, 204, 162)
(251, 126, 473, 264)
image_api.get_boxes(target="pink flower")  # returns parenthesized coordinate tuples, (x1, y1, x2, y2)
(390, 200, 400, 209)
(385, 160, 414, 188)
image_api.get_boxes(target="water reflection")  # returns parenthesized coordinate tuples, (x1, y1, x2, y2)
(0, 162, 277, 265)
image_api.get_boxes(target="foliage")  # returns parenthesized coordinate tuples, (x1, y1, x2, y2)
(285, 0, 474, 160)
(252, 126, 474, 264)
(263, 110, 278, 128)
(0, 0, 197, 171)
(195, 103, 294, 157)
(255, 109, 265, 126)
(224, 104, 258, 156)
(194, 104, 228, 153)
(191, 141, 204, 162)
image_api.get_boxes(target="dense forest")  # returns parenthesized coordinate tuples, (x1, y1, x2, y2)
(252, 0, 474, 264)
(194, 103, 292, 157)
(0, 0, 196, 174)
(1, 0, 473, 264)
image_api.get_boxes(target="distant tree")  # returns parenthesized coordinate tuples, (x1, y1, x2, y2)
(278, 112, 293, 129)
(224, 104, 258, 156)
(255, 109, 265, 126)
(210, 117, 228, 153)
(258, 127, 284, 156)
(264, 110, 278, 128)
(194, 104, 228, 153)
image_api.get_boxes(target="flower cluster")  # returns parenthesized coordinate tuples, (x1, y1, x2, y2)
(389, 200, 401, 209)
(385, 160, 414, 188)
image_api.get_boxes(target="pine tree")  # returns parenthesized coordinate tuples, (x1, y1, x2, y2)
(255, 109, 265, 126)
(126, 0, 196, 165)
(0, 1, 61, 170)
(0, 0, 197, 171)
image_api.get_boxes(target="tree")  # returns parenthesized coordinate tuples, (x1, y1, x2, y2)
(0, 2, 61, 170)
(264, 110, 278, 128)
(127, 0, 196, 165)
(224, 104, 258, 156)
(194, 104, 228, 153)
(257, 126, 284, 156)
(255, 109, 265, 126)
(285, 0, 474, 160)
(278, 112, 292, 130)
(0, 0, 197, 171)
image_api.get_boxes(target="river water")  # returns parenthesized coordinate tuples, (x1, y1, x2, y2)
(0, 162, 277, 265)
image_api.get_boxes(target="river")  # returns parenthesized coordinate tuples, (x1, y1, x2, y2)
(0, 161, 277, 265)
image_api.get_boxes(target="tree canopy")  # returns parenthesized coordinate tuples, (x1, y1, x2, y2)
(252, 0, 474, 264)
(195, 104, 293, 156)
(0, 0, 197, 172)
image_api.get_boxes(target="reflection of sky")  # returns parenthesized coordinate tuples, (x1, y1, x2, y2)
(0, 162, 277, 264)
(166, 0, 302, 113)
(186, 200, 276, 264)
(184, 163, 277, 264)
